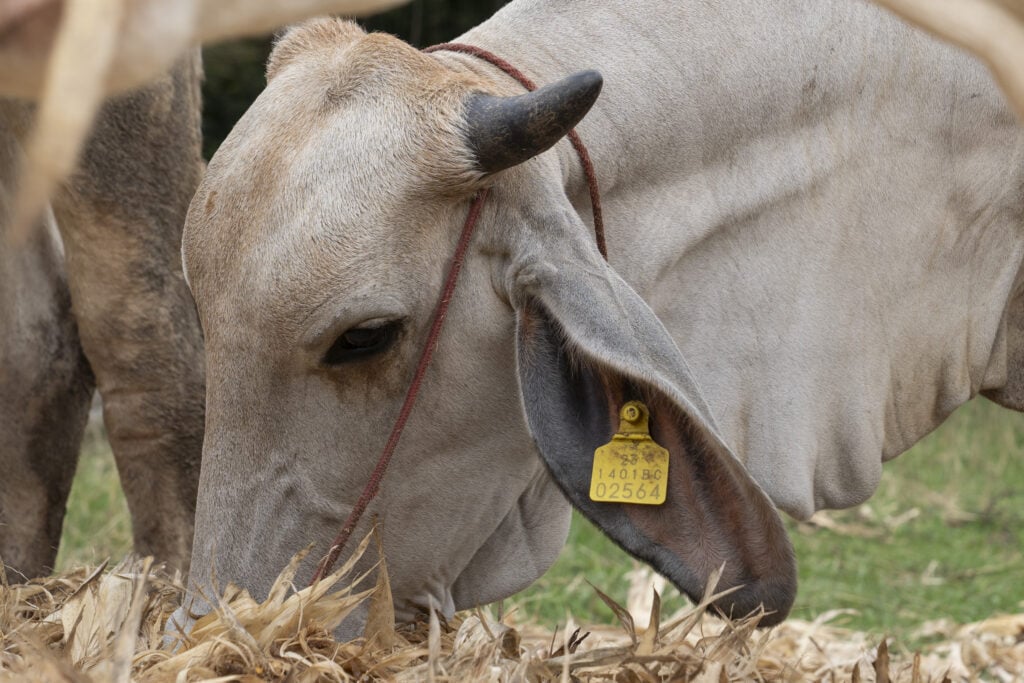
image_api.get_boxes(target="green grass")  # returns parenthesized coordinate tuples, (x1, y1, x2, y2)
(55, 425, 132, 570)
(786, 399, 1024, 638)
(58, 399, 1024, 644)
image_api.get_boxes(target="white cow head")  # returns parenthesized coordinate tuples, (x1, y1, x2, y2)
(181, 19, 796, 634)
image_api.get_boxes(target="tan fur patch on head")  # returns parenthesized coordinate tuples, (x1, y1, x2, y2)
(258, 16, 490, 195)
(267, 18, 366, 81)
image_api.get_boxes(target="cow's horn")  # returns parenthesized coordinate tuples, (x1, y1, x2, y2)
(463, 70, 603, 174)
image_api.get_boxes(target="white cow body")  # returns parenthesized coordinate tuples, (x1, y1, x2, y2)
(461, 0, 1024, 517)
(180, 0, 1024, 635)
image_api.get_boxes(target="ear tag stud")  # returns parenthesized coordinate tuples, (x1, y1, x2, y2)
(589, 401, 669, 505)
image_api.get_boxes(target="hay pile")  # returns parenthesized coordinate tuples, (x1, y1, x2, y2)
(1, 539, 1021, 681)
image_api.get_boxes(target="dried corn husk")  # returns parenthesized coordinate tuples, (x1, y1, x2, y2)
(1, 548, 1022, 682)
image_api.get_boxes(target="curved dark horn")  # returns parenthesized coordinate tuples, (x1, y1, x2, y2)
(463, 70, 603, 174)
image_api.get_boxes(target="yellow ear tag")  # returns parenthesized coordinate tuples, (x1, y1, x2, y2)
(589, 401, 669, 505)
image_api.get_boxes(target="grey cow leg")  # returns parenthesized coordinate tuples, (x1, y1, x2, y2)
(0, 102, 94, 578)
(51, 55, 205, 575)
(0, 225, 93, 578)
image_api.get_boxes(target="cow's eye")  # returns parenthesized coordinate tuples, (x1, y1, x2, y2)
(323, 321, 401, 365)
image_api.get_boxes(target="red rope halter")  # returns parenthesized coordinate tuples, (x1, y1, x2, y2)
(310, 44, 604, 585)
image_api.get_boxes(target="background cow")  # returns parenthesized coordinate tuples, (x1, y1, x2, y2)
(1, 0, 410, 280)
(0, 56, 204, 577)
(177, 0, 1024, 635)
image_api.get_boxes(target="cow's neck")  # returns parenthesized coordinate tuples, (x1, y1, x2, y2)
(455, 1, 895, 210)
(444, 0, 1024, 520)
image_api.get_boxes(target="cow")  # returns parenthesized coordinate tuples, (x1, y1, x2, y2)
(0, 55, 205, 578)
(0, 0, 406, 579)
(175, 0, 1024, 636)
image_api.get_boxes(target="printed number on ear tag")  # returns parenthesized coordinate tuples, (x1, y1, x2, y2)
(590, 401, 669, 505)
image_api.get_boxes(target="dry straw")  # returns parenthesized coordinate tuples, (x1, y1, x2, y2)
(1, 537, 1021, 682)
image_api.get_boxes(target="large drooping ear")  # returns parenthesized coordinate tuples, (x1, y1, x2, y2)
(459, 63, 796, 623)
(513, 242, 798, 626)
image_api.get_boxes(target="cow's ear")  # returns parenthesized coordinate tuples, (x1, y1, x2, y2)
(512, 250, 797, 626)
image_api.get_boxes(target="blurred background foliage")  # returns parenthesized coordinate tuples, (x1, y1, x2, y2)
(201, 0, 509, 158)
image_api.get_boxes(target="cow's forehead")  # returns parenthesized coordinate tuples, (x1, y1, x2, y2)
(184, 22, 488, 330)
